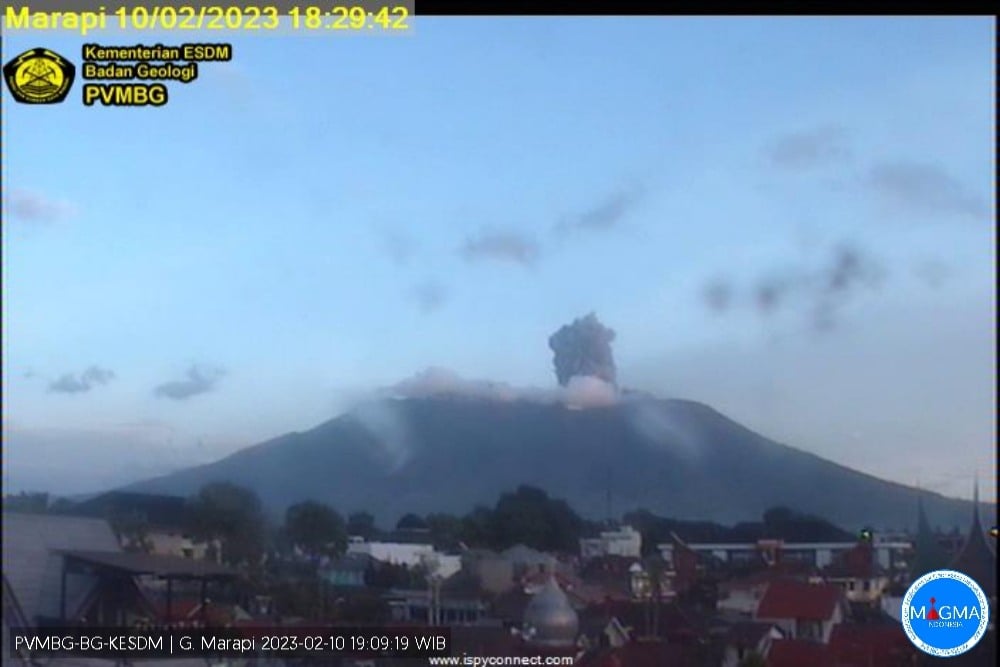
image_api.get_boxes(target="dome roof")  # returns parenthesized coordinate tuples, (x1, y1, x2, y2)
(522, 576, 578, 647)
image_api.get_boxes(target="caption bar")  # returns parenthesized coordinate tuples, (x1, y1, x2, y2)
(9, 627, 451, 658)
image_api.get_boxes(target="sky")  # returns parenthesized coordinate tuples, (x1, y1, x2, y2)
(2, 17, 996, 503)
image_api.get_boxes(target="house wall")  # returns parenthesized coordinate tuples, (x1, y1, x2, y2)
(821, 603, 844, 643)
(760, 618, 795, 639)
(602, 527, 642, 558)
(663, 541, 910, 569)
(831, 575, 890, 604)
(435, 555, 462, 580)
(881, 595, 903, 622)
(718, 586, 764, 616)
(143, 531, 219, 561)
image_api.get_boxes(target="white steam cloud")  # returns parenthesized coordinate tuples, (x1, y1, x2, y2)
(383, 367, 619, 409)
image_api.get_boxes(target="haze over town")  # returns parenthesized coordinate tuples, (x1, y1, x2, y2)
(2, 17, 995, 505)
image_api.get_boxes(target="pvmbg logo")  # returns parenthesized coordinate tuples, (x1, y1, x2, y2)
(902, 569, 990, 657)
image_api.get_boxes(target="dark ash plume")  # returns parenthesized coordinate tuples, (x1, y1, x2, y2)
(548, 313, 617, 387)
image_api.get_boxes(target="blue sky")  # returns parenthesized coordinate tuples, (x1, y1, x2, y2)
(2, 17, 995, 503)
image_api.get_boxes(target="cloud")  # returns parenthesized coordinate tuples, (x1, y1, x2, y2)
(866, 161, 989, 219)
(555, 187, 644, 235)
(809, 244, 885, 331)
(704, 244, 885, 331)
(383, 366, 619, 409)
(765, 125, 851, 169)
(154, 365, 225, 400)
(411, 280, 449, 313)
(460, 229, 539, 266)
(912, 259, 951, 289)
(702, 278, 735, 313)
(349, 401, 412, 472)
(47, 366, 115, 394)
(754, 273, 799, 316)
(383, 230, 417, 266)
(6, 189, 77, 223)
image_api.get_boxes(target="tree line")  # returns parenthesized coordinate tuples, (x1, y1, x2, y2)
(4, 484, 858, 567)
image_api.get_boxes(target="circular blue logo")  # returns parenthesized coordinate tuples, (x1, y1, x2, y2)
(901, 570, 990, 657)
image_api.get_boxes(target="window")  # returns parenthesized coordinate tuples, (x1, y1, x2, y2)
(863, 580, 871, 592)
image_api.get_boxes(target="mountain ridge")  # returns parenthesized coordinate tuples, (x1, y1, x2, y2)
(124, 395, 995, 531)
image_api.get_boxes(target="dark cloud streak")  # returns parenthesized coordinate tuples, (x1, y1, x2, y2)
(7, 189, 76, 223)
(866, 161, 988, 220)
(48, 366, 116, 394)
(411, 280, 449, 314)
(154, 365, 225, 400)
(766, 125, 851, 169)
(383, 231, 417, 266)
(703, 244, 886, 332)
(703, 278, 734, 313)
(460, 229, 539, 267)
(555, 187, 643, 235)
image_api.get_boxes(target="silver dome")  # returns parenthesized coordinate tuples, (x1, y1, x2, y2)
(522, 576, 579, 647)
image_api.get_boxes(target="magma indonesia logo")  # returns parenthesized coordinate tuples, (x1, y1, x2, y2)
(3, 48, 76, 104)
(902, 570, 990, 658)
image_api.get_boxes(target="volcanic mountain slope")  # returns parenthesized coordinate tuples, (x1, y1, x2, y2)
(125, 396, 994, 530)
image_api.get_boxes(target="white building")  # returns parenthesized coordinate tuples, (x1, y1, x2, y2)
(579, 525, 642, 560)
(346, 535, 460, 578)
(658, 537, 909, 570)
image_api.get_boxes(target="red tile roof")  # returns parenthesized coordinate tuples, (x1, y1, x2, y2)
(756, 580, 843, 621)
(824, 541, 886, 579)
(576, 639, 703, 667)
(767, 638, 834, 667)
(828, 623, 918, 666)
(583, 599, 709, 641)
(726, 621, 779, 649)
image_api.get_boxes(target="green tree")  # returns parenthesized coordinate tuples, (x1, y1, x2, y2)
(396, 513, 428, 531)
(346, 511, 377, 539)
(491, 485, 583, 552)
(739, 651, 767, 667)
(285, 501, 347, 556)
(3, 492, 50, 513)
(187, 482, 266, 566)
(426, 513, 464, 549)
(460, 506, 495, 547)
